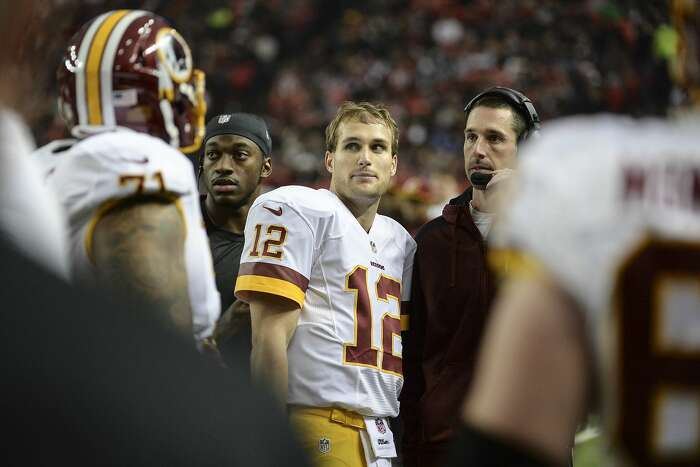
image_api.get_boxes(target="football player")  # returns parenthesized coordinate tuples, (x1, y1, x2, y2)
(449, 2, 700, 467)
(235, 101, 416, 467)
(199, 113, 273, 371)
(34, 10, 219, 343)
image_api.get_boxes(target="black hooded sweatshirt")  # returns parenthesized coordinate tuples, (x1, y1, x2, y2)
(400, 188, 497, 467)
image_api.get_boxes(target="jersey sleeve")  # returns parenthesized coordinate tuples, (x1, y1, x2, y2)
(234, 200, 316, 309)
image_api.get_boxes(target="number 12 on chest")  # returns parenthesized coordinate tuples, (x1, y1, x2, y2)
(342, 266, 402, 376)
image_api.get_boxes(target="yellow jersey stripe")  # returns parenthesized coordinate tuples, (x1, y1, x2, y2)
(85, 10, 129, 125)
(488, 248, 548, 279)
(85, 198, 123, 264)
(235, 274, 306, 308)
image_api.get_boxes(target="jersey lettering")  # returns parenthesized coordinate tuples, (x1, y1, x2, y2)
(118, 171, 166, 194)
(614, 239, 700, 465)
(249, 224, 288, 260)
(343, 266, 403, 376)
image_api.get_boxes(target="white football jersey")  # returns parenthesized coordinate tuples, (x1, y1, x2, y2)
(492, 114, 700, 464)
(0, 109, 69, 277)
(37, 128, 220, 342)
(236, 186, 416, 417)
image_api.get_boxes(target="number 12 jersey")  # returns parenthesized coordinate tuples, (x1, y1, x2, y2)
(236, 186, 416, 417)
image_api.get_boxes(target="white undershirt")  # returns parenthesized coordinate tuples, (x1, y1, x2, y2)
(469, 200, 495, 239)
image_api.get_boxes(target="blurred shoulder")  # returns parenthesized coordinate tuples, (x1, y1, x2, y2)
(51, 128, 194, 180)
(73, 128, 187, 161)
(519, 114, 668, 165)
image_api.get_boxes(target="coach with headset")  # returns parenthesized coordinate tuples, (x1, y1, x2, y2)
(400, 87, 540, 467)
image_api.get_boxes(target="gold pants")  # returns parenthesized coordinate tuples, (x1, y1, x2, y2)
(289, 407, 367, 467)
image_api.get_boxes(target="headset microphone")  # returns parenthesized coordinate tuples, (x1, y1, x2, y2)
(469, 172, 493, 190)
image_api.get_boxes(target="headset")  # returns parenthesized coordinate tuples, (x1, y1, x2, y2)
(463, 86, 540, 142)
(463, 86, 540, 189)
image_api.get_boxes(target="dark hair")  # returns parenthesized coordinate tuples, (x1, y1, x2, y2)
(468, 95, 528, 141)
(464, 87, 540, 142)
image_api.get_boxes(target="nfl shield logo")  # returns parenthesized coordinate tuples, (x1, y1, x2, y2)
(218, 114, 231, 124)
(375, 419, 386, 434)
(319, 437, 331, 454)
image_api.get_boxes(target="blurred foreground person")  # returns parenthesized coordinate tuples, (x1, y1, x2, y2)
(0, 1, 69, 277)
(449, 2, 700, 467)
(0, 236, 309, 467)
(34, 10, 220, 344)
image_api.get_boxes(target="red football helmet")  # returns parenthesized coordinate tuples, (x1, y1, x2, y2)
(57, 10, 206, 153)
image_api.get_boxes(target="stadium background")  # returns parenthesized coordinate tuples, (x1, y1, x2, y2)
(27, 1, 674, 464)
(35, 0, 672, 235)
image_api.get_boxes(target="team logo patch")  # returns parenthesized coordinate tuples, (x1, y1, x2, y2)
(319, 437, 331, 454)
(375, 419, 386, 434)
(218, 114, 231, 124)
(370, 240, 377, 253)
(155, 28, 193, 84)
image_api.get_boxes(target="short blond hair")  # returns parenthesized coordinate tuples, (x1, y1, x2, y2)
(325, 101, 399, 155)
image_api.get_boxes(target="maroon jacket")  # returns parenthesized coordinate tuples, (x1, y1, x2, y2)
(400, 189, 497, 467)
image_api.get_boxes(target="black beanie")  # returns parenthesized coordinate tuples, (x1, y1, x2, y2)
(203, 113, 272, 156)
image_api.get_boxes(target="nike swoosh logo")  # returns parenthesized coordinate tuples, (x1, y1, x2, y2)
(263, 205, 283, 216)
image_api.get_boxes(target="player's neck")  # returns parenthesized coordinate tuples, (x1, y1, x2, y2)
(205, 193, 257, 235)
(354, 206, 378, 233)
(332, 190, 380, 232)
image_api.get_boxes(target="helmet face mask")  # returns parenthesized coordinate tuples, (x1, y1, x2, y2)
(57, 10, 206, 153)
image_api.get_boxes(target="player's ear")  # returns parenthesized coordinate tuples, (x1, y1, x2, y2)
(391, 153, 397, 176)
(260, 156, 272, 179)
(324, 151, 334, 174)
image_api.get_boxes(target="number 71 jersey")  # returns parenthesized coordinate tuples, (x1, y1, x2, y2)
(235, 186, 416, 417)
(39, 129, 220, 344)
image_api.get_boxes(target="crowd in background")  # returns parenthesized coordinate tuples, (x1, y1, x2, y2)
(37, 0, 671, 233)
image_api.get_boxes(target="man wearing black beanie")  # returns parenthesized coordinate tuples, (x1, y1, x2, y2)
(199, 112, 272, 372)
